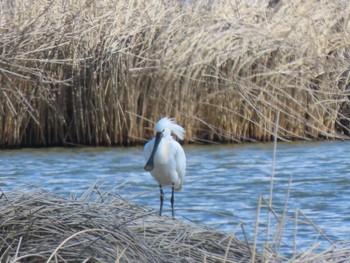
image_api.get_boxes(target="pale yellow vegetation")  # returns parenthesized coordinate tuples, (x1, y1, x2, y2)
(0, 0, 349, 146)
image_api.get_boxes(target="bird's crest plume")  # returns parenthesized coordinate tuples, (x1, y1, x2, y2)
(156, 117, 185, 140)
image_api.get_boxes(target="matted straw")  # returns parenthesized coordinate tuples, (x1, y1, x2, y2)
(0, 186, 259, 262)
(1, 186, 350, 262)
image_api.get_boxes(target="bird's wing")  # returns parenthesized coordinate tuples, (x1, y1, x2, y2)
(173, 141, 186, 188)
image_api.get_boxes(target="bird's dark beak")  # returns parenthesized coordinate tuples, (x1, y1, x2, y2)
(144, 132, 162, 171)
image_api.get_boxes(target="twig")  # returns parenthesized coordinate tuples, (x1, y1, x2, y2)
(267, 110, 280, 243)
(252, 195, 262, 263)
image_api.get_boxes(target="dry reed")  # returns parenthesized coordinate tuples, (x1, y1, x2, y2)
(0, 186, 258, 262)
(252, 103, 350, 263)
(0, 0, 350, 147)
(1, 186, 349, 262)
(251, 193, 350, 263)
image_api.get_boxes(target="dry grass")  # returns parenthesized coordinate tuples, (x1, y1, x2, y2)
(1, 186, 349, 262)
(251, 112, 350, 263)
(0, 0, 350, 147)
(0, 186, 258, 262)
(250, 193, 350, 263)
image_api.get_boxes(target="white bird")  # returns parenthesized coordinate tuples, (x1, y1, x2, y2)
(144, 117, 186, 218)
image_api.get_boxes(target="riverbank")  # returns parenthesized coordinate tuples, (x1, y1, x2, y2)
(0, 186, 258, 262)
(1, 186, 350, 262)
(0, 0, 350, 147)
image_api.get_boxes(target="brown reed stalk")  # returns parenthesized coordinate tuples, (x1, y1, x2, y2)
(0, 0, 350, 147)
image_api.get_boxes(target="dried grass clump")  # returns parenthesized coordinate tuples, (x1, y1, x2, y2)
(0, 187, 259, 262)
(0, 0, 350, 146)
(1, 187, 349, 262)
(289, 242, 350, 263)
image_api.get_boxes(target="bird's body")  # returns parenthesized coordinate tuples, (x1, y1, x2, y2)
(144, 117, 186, 217)
(144, 135, 185, 190)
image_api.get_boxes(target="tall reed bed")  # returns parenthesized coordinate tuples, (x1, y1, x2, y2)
(0, 0, 349, 147)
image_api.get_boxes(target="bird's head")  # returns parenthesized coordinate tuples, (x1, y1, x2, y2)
(155, 117, 185, 140)
(144, 117, 185, 172)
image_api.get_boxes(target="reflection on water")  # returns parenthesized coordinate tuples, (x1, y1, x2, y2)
(1, 140, 350, 256)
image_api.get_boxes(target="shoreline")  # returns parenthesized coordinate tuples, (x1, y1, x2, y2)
(1, 186, 349, 262)
(0, 186, 260, 262)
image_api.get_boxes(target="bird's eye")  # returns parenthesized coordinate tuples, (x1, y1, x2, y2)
(162, 129, 165, 132)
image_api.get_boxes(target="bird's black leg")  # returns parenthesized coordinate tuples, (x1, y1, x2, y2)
(171, 183, 175, 219)
(159, 185, 164, 216)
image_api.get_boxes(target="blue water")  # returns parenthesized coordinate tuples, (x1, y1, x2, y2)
(1, 140, 349, 257)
